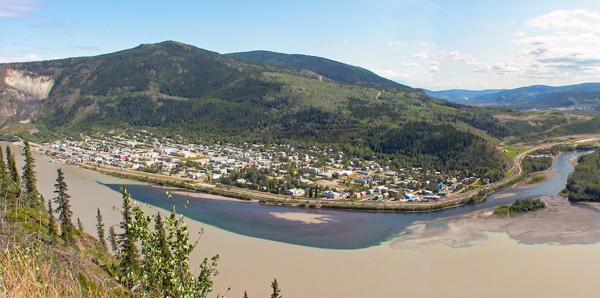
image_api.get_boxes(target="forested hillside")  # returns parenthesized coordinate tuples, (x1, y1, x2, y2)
(0, 41, 541, 176)
(227, 50, 408, 89)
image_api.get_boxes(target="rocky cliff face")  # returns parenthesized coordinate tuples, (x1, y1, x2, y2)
(4, 69, 54, 100)
(0, 69, 54, 125)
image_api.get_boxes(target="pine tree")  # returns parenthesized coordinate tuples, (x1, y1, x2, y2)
(117, 186, 140, 289)
(54, 169, 74, 245)
(154, 213, 170, 260)
(109, 226, 118, 254)
(6, 146, 20, 198)
(21, 140, 40, 208)
(271, 279, 282, 298)
(77, 217, 84, 232)
(243, 291, 249, 298)
(47, 199, 57, 239)
(96, 208, 107, 249)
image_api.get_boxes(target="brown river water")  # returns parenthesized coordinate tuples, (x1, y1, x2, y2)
(8, 142, 600, 298)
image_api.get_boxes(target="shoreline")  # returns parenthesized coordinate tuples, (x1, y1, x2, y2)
(391, 196, 600, 249)
(13, 141, 600, 297)
(26, 140, 584, 213)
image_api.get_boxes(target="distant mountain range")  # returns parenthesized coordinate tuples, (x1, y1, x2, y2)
(227, 50, 408, 89)
(425, 83, 600, 110)
(423, 89, 505, 103)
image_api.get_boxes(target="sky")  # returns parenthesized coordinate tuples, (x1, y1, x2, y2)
(1, 0, 600, 91)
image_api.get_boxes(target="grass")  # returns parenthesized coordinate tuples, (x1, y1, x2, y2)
(527, 175, 547, 185)
(501, 146, 528, 160)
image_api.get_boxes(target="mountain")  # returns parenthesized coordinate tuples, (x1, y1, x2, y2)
(227, 50, 408, 89)
(438, 83, 600, 110)
(0, 41, 516, 174)
(424, 89, 505, 104)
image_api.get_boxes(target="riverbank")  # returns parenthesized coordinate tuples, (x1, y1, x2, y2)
(9, 142, 600, 297)
(391, 195, 600, 249)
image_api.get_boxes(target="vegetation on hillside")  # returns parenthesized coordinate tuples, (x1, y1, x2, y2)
(0, 142, 278, 297)
(565, 150, 600, 202)
(228, 50, 408, 88)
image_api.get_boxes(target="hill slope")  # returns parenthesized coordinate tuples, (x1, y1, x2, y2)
(227, 50, 408, 89)
(0, 41, 509, 174)
(424, 89, 505, 104)
(456, 83, 600, 109)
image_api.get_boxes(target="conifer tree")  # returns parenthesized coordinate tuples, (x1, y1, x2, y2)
(53, 169, 74, 245)
(109, 226, 118, 254)
(47, 199, 57, 239)
(243, 291, 249, 298)
(96, 208, 107, 249)
(271, 279, 282, 298)
(21, 140, 40, 208)
(154, 213, 170, 260)
(117, 186, 140, 289)
(77, 217, 84, 232)
(6, 146, 20, 198)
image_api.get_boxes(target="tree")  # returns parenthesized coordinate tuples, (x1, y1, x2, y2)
(6, 146, 20, 198)
(116, 186, 140, 290)
(109, 226, 118, 254)
(77, 217, 84, 232)
(54, 169, 74, 245)
(96, 208, 107, 249)
(47, 199, 57, 239)
(21, 140, 40, 208)
(243, 291, 249, 298)
(271, 278, 282, 298)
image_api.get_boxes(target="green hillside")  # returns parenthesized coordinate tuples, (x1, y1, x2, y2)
(227, 50, 408, 89)
(0, 41, 527, 175)
(465, 83, 600, 109)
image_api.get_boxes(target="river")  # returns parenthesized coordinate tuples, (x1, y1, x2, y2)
(8, 143, 600, 298)
(99, 150, 587, 249)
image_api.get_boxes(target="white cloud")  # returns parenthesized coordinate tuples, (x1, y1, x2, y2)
(498, 9, 600, 79)
(400, 62, 420, 67)
(0, 0, 38, 18)
(373, 69, 410, 79)
(419, 42, 428, 47)
(343, 40, 349, 45)
(448, 71, 456, 75)
(513, 31, 527, 37)
(429, 65, 440, 73)
(429, 51, 491, 73)
(412, 52, 428, 59)
(387, 41, 406, 47)
(525, 9, 600, 30)
(0, 53, 44, 63)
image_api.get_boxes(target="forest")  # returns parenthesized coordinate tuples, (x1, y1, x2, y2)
(565, 150, 600, 202)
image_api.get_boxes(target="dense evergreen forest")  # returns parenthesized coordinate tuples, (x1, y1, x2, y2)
(565, 150, 600, 202)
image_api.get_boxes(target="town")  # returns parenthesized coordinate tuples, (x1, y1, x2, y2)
(35, 130, 484, 205)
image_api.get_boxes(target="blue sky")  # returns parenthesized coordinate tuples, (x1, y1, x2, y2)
(1, 0, 600, 90)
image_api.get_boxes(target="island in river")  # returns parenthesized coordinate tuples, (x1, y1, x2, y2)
(8, 141, 600, 298)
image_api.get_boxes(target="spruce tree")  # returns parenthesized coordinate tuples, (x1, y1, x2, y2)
(117, 186, 140, 289)
(77, 217, 84, 232)
(154, 213, 170, 261)
(96, 208, 107, 249)
(47, 199, 57, 239)
(109, 226, 118, 254)
(6, 146, 20, 198)
(53, 169, 74, 245)
(243, 291, 249, 298)
(22, 140, 40, 208)
(271, 279, 282, 298)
